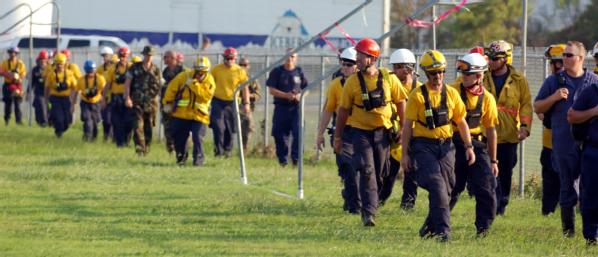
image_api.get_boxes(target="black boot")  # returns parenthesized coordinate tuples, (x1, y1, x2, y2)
(561, 207, 575, 237)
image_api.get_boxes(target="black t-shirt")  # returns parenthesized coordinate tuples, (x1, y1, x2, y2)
(31, 65, 45, 96)
(266, 65, 308, 105)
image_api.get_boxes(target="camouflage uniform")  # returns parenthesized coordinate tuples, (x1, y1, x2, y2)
(240, 80, 260, 150)
(127, 47, 162, 155)
(161, 64, 185, 153)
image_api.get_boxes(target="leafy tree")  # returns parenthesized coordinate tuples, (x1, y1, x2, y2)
(548, 0, 598, 49)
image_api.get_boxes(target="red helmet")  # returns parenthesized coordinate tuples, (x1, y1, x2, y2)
(175, 52, 184, 62)
(469, 46, 485, 55)
(355, 38, 380, 58)
(118, 47, 130, 57)
(223, 47, 237, 59)
(37, 50, 49, 60)
(61, 49, 71, 59)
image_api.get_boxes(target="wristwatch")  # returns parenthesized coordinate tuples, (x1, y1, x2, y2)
(491, 160, 499, 164)
(465, 144, 473, 149)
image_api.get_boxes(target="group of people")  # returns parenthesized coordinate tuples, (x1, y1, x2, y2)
(2, 38, 598, 244)
(315, 38, 598, 244)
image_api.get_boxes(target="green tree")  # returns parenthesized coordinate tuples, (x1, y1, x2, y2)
(549, 0, 598, 49)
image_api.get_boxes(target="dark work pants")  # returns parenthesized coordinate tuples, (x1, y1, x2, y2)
(495, 142, 518, 214)
(2, 84, 22, 124)
(210, 98, 235, 156)
(80, 101, 100, 141)
(351, 127, 390, 217)
(172, 118, 207, 166)
(449, 136, 497, 231)
(111, 95, 133, 147)
(379, 157, 400, 205)
(101, 103, 112, 140)
(411, 138, 456, 235)
(581, 144, 598, 241)
(401, 163, 419, 209)
(49, 96, 72, 137)
(336, 126, 360, 212)
(32, 94, 47, 126)
(540, 147, 560, 215)
(271, 104, 300, 164)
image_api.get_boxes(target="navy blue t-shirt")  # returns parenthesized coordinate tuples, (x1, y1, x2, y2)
(571, 84, 598, 144)
(536, 70, 598, 152)
(31, 65, 46, 96)
(266, 65, 308, 105)
(492, 72, 509, 98)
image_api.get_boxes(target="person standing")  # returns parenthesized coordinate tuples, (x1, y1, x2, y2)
(1, 47, 27, 125)
(238, 57, 261, 151)
(483, 40, 532, 215)
(163, 56, 215, 166)
(44, 53, 78, 138)
(401, 50, 473, 241)
(26, 50, 50, 127)
(161, 50, 187, 154)
(124, 45, 162, 156)
(103, 47, 132, 147)
(267, 49, 308, 166)
(534, 41, 598, 237)
(335, 38, 408, 226)
(75, 60, 106, 142)
(98, 46, 115, 141)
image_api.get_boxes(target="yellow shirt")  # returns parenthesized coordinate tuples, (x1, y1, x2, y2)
(396, 75, 422, 93)
(325, 76, 353, 126)
(162, 70, 216, 124)
(77, 74, 106, 103)
(406, 82, 466, 139)
(45, 68, 77, 97)
(97, 62, 113, 77)
(211, 63, 248, 101)
(1, 59, 27, 84)
(340, 69, 408, 131)
(543, 127, 552, 149)
(106, 62, 131, 94)
(67, 63, 82, 79)
(448, 82, 499, 135)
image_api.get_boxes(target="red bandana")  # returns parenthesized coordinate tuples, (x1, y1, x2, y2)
(465, 84, 484, 96)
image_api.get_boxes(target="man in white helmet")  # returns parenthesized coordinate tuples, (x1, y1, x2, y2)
(317, 47, 361, 214)
(98, 46, 115, 141)
(380, 48, 422, 210)
(448, 53, 499, 237)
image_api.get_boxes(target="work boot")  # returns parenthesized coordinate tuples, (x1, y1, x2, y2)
(419, 219, 432, 238)
(476, 227, 489, 238)
(561, 207, 575, 237)
(361, 213, 375, 227)
(435, 232, 450, 242)
(176, 152, 188, 165)
(587, 238, 597, 246)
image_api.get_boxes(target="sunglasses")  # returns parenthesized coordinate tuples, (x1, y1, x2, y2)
(562, 53, 577, 58)
(225, 58, 235, 61)
(428, 70, 445, 76)
(239, 63, 249, 67)
(490, 56, 503, 61)
(393, 64, 414, 70)
(342, 62, 355, 67)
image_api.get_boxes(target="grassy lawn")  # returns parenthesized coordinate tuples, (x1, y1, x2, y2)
(0, 124, 596, 257)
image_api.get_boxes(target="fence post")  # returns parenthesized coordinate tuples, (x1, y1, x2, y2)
(316, 55, 326, 161)
(264, 55, 270, 147)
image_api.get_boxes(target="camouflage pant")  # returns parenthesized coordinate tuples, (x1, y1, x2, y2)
(240, 110, 253, 150)
(162, 112, 175, 153)
(132, 106, 156, 155)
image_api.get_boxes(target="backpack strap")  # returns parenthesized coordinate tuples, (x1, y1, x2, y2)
(419, 85, 435, 129)
(355, 70, 384, 110)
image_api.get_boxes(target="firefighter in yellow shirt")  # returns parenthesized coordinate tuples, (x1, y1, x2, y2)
(44, 53, 78, 138)
(98, 46, 115, 141)
(61, 49, 82, 79)
(75, 60, 106, 141)
(483, 40, 533, 215)
(1, 46, 27, 125)
(334, 38, 408, 226)
(210, 47, 250, 157)
(103, 47, 132, 147)
(162, 56, 215, 166)
(316, 47, 360, 214)
(448, 53, 499, 237)
(401, 50, 474, 241)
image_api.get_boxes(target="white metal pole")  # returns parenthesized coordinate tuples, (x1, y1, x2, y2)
(432, 5, 437, 50)
(519, 0, 528, 197)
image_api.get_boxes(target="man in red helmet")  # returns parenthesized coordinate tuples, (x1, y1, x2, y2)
(334, 38, 408, 226)
(210, 47, 250, 157)
(1, 46, 27, 125)
(103, 47, 133, 147)
(26, 50, 50, 126)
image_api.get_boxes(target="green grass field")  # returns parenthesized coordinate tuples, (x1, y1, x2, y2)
(0, 124, 596, 257)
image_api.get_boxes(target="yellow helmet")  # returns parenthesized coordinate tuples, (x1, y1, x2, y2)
(54, 53, 67, 64)
(194, 56, 211, 71)
(487, 40, 513, 64)
(132, 56, 142, 63)
(419, 50, 447, 72)
(111, 54, 119, 63)
(544, 44, 566, 60)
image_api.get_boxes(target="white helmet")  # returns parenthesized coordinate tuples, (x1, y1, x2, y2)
(100, 46, 114, 56)
(339, 47, 357, 62)
(457, 53, 488, 74)
(593, 42, 598, 57)
(389, 48, 416, 64)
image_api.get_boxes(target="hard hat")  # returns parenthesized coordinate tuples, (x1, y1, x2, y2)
(111, 54, 119, 63)
(118, 47, 130, 57)
(100, 46, 114, 56)
(37, 50, 49, 60)
(84, 60, 97, 73)
(175, 52, 184, 63)
(355, 38, 380, 58)
(61, 49, 71, 59)
(223, 47, 237, 59)
(419, 50, 447, 72)
(544, 44, 566, 60)
(194, 56, 211, 71)
(141, 45, 155, 56)
(339, 47, 357, 62)
(7, 46, 20, 53)
(54, 53, 67, 64)
(592, 42, 598, 57)
(486, 40, 513, 64)
(469, 46, 485, 55)
(132, 56, 142, 63)
(389, 48, 416, 64)
(457, 53, 488, 74)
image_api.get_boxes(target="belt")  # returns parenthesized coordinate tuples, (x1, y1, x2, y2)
(412, 137, 452, 145)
